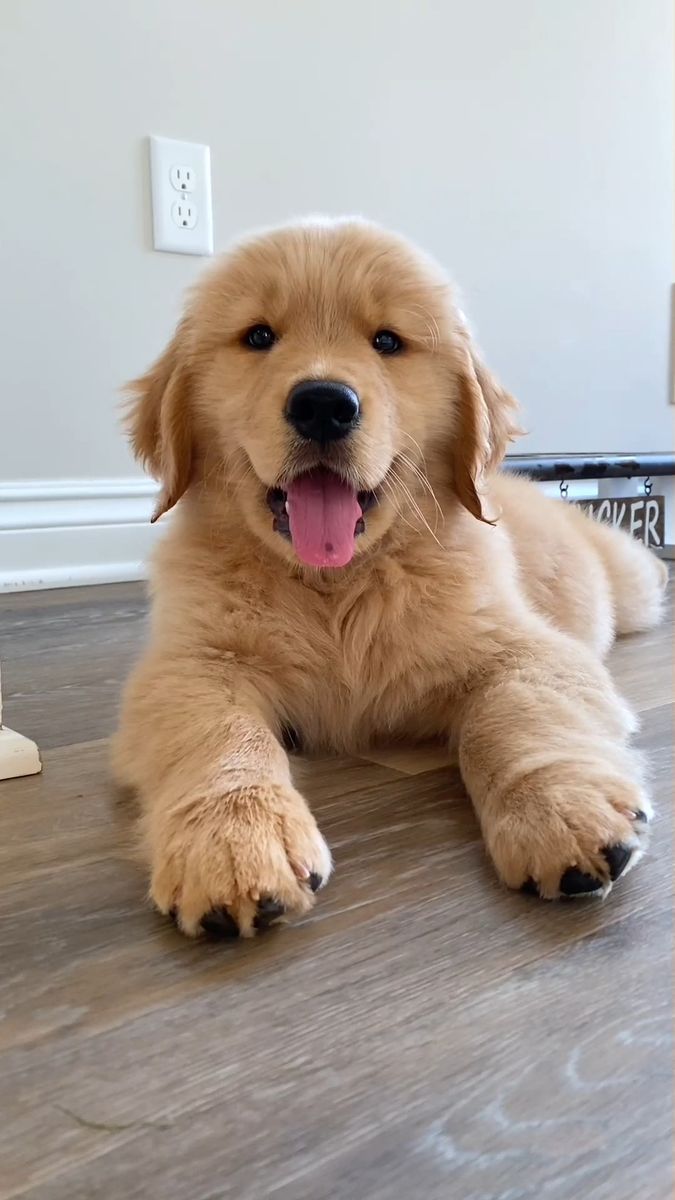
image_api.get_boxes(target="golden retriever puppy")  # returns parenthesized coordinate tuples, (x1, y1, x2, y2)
(113, 218, 667, 938)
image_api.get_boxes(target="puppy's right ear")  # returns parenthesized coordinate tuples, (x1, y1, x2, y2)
(125, 320, 195, 521)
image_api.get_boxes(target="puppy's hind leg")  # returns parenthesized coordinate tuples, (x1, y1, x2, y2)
(583, 515, 668, 635)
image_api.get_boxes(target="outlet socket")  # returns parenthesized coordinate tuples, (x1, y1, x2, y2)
(149, 136, 213, 256)
(172, 200, 197, 229)
(170, 164, 195, 193)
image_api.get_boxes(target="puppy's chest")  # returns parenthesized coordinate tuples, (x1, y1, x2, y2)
(283, 575, 456, 741)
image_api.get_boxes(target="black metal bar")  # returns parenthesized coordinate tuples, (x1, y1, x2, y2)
(503, 452, 675, 482)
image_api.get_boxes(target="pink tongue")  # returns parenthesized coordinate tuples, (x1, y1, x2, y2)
(286, 470, 362, 568)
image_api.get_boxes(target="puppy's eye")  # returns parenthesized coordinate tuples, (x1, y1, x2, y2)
(372, 329, 402, 355)
(244, 324, 277, 351)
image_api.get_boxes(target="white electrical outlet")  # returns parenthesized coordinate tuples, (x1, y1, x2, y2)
(149, 135, 213, 256)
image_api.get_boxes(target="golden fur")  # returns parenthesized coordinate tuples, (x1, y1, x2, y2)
(113, 218, 667, 936)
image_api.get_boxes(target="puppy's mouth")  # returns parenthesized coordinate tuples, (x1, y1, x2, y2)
(266, 467, 378, 569)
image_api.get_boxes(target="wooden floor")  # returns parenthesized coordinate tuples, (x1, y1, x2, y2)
(0, 582, 672, 1200)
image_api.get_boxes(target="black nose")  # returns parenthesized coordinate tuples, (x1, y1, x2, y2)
(285, 380, 360, 443)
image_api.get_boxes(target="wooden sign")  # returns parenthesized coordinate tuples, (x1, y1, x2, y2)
(573, 494, 665, 549)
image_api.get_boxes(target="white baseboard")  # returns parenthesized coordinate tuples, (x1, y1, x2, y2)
(0, 478, 161, 593)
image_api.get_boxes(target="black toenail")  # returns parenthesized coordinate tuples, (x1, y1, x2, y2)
(308, 872, 322, 893)
(168, 907, 178, 926)
(603, 843, 633, 882)
(521, 877, 540, 897)
(200, 907, 239, 938)
(634, 810, 649, 823)
(560, 867, 604, 897)
(254, 897, 285, 930)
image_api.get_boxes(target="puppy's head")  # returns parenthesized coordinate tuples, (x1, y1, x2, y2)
(127, 219, 520, 568)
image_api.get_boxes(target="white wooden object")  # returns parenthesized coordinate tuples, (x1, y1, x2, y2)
(0, 665, 41, 780)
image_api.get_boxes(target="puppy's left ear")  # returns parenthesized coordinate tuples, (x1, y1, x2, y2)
(450, 337, 522, 522)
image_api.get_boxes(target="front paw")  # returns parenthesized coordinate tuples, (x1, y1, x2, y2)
(147, 783, 332, 937)
(483, 764, 652, 900)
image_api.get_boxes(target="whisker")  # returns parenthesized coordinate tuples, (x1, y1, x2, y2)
(380, 475, 421, 536)
(397, 451, 444, 530)
(400, 304, 441, 352)
(388, 474, 432, 539)
(219, 451, 257, 500)
(400, 429, 429, 472)
(389, 465, 444, 548)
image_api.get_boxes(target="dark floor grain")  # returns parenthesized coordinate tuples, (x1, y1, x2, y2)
(0, 582, 671, 1200)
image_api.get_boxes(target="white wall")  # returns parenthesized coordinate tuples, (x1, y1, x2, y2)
(0, 0, 672, 586)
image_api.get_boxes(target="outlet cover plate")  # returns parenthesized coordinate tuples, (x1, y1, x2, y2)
(149, 135, 213, 256)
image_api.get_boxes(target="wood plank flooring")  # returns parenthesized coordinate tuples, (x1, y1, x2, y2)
(0, 582, 672, 1200)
